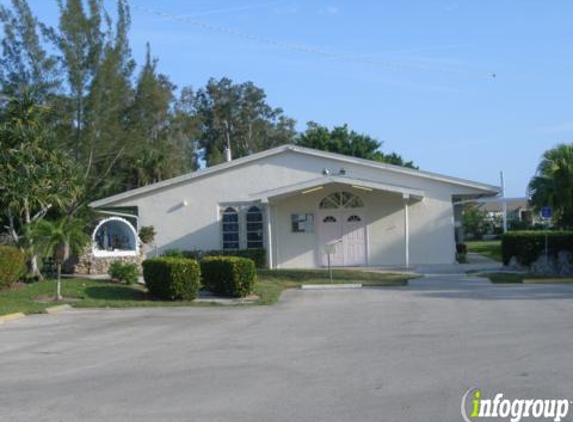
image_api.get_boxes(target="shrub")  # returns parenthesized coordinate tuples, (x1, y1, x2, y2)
(502, 231, 573, 266)
(138, 226, 156, 245)
(162, 249, 185, 258)
(161, 248, 266, 268)
(205, 248, 266, 269)
(142, 257, 201, 300)
(201, 256, 257, 298)
(108, 261, 139, 285)
(162, 249, 204, 260)
(0, 245, 26, 289)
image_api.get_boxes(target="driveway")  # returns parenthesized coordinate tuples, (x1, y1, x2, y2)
(1, 276, 573, 421)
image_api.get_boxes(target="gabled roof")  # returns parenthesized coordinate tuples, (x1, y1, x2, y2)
(90, 144, 500, 208)
(249, 175, 425, 202)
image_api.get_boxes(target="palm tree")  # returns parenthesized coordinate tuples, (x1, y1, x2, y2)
(28, 218, 90, 301)
(528, 143, 573, 228)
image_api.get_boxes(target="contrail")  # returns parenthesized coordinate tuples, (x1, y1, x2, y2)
(171, 1, 287, 18)
(130, 3, 497, 79)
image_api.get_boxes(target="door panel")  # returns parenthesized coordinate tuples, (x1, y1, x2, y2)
(342, 212, 366, 266)
(318, 211, 366, 266)
(318, 213, 344, 266)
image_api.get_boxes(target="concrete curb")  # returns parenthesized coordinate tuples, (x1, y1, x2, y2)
(301, 284, 362, 290)
(45, 304, 73, 314)
(0, 312, 26, 324)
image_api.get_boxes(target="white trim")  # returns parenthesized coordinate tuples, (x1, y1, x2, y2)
(266, 204, 273, 269)
(94, 210, 140, 230)
(403, 194, 410, 268)
(92, 216, 139, 258)
(365, 212, 370, 266)
(272, 203, 280, 269)
(250, 175, 425, 202)
(89, 144, 500, 208)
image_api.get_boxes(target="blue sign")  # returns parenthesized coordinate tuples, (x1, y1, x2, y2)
(541, 206, 553, 219)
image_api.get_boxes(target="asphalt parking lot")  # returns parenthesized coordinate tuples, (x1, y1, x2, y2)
(2, 276, 573, 421)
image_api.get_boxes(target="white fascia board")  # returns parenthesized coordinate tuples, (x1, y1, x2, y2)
(89, 145, 291, 208)
(90, 143, 498, 208)
(249, 175, 425, 201)
(289, 145, 501, 194)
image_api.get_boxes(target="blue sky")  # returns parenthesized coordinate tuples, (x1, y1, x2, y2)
(20, 0, 573, 196)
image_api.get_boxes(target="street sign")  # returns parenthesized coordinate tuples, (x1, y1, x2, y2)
(540, 206, 553, 219)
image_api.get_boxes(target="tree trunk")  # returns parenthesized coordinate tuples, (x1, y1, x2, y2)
(6, 209, 19, 244)
(56, 262, 62, 301)
(24, 199, 43, 281)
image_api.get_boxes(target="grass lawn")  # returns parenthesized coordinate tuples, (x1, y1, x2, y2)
(479, 272, 573, 284)
(0, 269, 412, 315)
(0, 279, 212, 316)
(466, 240, 502, 262)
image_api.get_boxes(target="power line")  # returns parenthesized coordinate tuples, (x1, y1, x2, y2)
(130, 3, 497, 79)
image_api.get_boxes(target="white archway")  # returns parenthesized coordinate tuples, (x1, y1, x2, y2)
(92, 217, 139, 257)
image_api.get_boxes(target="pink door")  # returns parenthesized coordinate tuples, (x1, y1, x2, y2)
(319, 211, 366, 266)
(342, 212, 366, 266)
(319, 213, 344, 266)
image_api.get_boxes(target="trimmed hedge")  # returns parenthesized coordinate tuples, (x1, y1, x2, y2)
(201, 256, 257, 298)
(0, 245, 26, 289)
(142, 257, 201, 300)
(502, 231, 573, 266)
(162, 248, 266, 269)
(205, 249, 266, 269)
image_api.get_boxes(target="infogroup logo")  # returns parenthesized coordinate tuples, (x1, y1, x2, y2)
(461, 388, 571, 422)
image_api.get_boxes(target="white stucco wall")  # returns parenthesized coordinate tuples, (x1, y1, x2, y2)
(100, 150, 493, 267)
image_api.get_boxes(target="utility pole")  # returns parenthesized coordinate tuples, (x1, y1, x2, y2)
(500, 171, 507, 233)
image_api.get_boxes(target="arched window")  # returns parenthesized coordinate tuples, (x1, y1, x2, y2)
(319, 191, 364, 209)
(347, 215, 362, 222)
(92, 217, 138, 257)
(322, 216, 337, 223)
(246, 206, 264, 249)
(222, 207, 239, 249)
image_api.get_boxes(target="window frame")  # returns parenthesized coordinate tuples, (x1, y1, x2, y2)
(246, 206, 264, 249)
(219, 203, 266, 250)
(221, 206, 240, 250)
(319, 191, 364, 209)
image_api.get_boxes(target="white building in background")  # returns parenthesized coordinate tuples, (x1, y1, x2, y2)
(89, 144, 499, 269)
(476, 197, 535, 225)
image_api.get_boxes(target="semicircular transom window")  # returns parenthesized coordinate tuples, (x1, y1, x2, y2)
(319, 191, 364, 209)
(347, 215, 362, 222)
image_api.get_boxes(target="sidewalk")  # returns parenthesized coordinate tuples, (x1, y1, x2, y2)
(359, 253, 504, 277)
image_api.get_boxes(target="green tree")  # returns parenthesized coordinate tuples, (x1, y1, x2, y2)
(80, 0, 135, 199)
(28, 217, 90, 300)
(39, 0, 139, 206)
(0, 0, 60, 97)
(195, 77, 296, 166)
(528, 143, 573, 228)
(296, 122, 416, 168)
(462, 205, 489, 240)
(48, 0, 108, 160)
(122, 45, 197, 188)
(0, 91, 82, 277)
